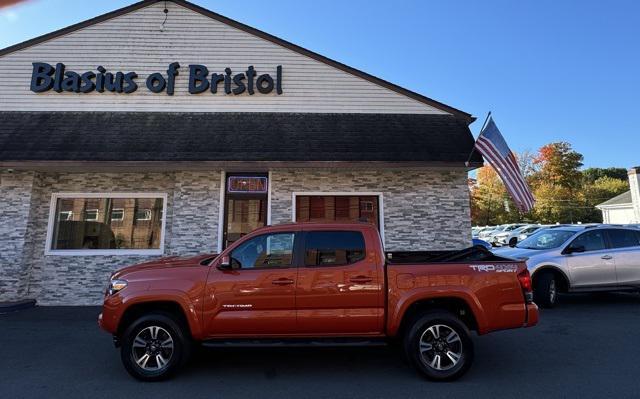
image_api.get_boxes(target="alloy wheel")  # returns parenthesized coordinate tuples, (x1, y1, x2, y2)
(418, 324, 463, 371)
(131, 326, 174, 371)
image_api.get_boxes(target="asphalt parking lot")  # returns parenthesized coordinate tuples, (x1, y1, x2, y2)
(1, 293, 640, 399)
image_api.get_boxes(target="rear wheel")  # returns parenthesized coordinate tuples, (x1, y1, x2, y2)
(120, 312, 190, 381)
(508, 237, 518, 247)
(534, 271, 558, 308)
(404, 311, 474, 381)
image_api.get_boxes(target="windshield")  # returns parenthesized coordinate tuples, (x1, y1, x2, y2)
(516, 229, 575, 250)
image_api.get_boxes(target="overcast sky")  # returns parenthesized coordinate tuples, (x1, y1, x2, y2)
(1, 0, 638, 168)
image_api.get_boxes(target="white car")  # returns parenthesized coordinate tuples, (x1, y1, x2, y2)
(488, 224, 527, 246)
(501, 224, 547, 247)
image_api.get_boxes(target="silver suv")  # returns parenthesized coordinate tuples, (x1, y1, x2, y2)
(494, 225, 640, 308)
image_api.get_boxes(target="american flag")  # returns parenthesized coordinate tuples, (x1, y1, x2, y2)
(475, 117, 535, 212)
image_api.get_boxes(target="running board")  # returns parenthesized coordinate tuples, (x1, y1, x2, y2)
(201, 337, 388, 348)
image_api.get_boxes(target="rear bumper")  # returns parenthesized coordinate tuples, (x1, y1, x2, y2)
(525, 303, 539, 327)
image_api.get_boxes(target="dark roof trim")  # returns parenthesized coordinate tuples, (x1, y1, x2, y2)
(0, 0, 474, 124)
(0, 160, 482, 173)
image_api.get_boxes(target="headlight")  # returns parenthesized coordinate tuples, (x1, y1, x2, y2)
(107, 279, 128, 296)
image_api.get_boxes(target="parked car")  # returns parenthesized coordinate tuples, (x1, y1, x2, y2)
(472, 238, 492, 250)
(509, 224, 550, 247)
(499, 224, 546, 247)
(478, 225, 501, 240)
(494, 225, 640, 308)
(487, 224, 527, 246)
(99, 222, 538, 381)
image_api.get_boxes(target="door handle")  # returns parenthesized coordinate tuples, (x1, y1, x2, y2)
(349, 276, 373, 284)
(601, 255, 613, 260)
(271, 278, 294, 286)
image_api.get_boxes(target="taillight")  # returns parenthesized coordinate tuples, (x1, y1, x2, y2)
(518, 269, 533, 303)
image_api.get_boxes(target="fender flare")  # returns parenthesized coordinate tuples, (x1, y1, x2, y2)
(531, 266, 571, 291)
(388, 289, 488, 336)
(119, 290, 204, 340)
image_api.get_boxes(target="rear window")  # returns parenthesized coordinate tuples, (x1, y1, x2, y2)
(608, 229, 640, 249)
(304, 231, 366, 266)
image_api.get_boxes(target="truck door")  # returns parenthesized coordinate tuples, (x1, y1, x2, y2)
(203, 231, 300, 337)
(295, 228, 384, 334)
(565, 230, 617, 288)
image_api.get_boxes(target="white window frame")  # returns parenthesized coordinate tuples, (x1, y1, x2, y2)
(58, 210, 73, 221)
(291, 191, 385, 246)
(135, 209, 152, 221)
(110, 208, 125, 221)
(45, 192, 168, 256)
(83, 209, 99, 221)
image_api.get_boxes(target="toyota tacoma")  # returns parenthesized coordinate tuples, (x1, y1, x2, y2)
(99, 222, 538, 381)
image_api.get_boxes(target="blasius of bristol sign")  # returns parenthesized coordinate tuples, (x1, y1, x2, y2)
(30, 62, 283, 95)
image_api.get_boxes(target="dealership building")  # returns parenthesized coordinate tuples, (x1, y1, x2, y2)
(0, 0, 481, 305)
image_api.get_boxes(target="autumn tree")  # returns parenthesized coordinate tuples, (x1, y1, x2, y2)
(470, 141, 629, 225)
(470, 165, 521, 225)
(530, 142, 584, 223)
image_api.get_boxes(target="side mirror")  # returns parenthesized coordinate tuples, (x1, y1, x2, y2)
(217, 255, 232, 270)
(566, 245, 585, 254)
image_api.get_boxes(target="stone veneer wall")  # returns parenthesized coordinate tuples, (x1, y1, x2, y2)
(269, 168, 472, 251)
(0, 171, 36, 301)
(1, 167, 471, 305)
(6, 171, 221, 305)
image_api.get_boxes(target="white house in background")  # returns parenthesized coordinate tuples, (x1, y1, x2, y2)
(596, 191, 635, 223)
(596, 167, 640, 224)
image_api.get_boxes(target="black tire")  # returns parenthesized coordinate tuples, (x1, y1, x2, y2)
(534, 271, 558, 308)
(403, 311, 474, 381)
(509, 237, 518, 247)
(120, 312, 190, 381)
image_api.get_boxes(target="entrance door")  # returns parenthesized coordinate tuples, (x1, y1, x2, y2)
(223, 174, 268, 249)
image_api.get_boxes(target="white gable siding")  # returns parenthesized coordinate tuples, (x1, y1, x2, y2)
(0, 2, 448, 114)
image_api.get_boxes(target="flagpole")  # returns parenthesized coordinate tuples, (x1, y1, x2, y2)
(465, 111, 492, 167)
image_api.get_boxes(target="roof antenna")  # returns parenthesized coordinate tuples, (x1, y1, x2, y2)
(160, 1, 169, 32)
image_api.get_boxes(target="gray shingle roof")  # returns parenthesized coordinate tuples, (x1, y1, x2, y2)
(0, 112, 482, 164)
(597, 190, 632, 207)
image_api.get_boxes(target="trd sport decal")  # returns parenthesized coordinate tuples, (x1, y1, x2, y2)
(469, 264, 518, 273)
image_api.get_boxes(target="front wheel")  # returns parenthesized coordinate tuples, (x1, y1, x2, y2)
(120, 313, 190, 381)
(404, 311, 474, 381)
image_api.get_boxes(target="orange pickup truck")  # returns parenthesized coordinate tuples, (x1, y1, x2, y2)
(99, 222, 538, 381)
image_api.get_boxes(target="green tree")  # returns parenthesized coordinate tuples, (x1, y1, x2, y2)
(582, 167, 628, 184)
(578, 176, 630, 222)
(531, 142, 584, 223)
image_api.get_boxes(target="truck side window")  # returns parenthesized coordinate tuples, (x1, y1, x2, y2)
(304, 231, 365, 266)
(230, 233, 295, 269)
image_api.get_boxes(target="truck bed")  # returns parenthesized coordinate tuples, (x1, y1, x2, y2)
(386, 246, 512, 264)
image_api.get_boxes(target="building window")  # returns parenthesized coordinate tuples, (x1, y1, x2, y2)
(84, 209, 99, 221)
(46, 193, 167, 255)
(110, 208, 125, 221)
(59, 211, 73, 221)
(135, 209, 152, 221)
(295, 195, 380, 229)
